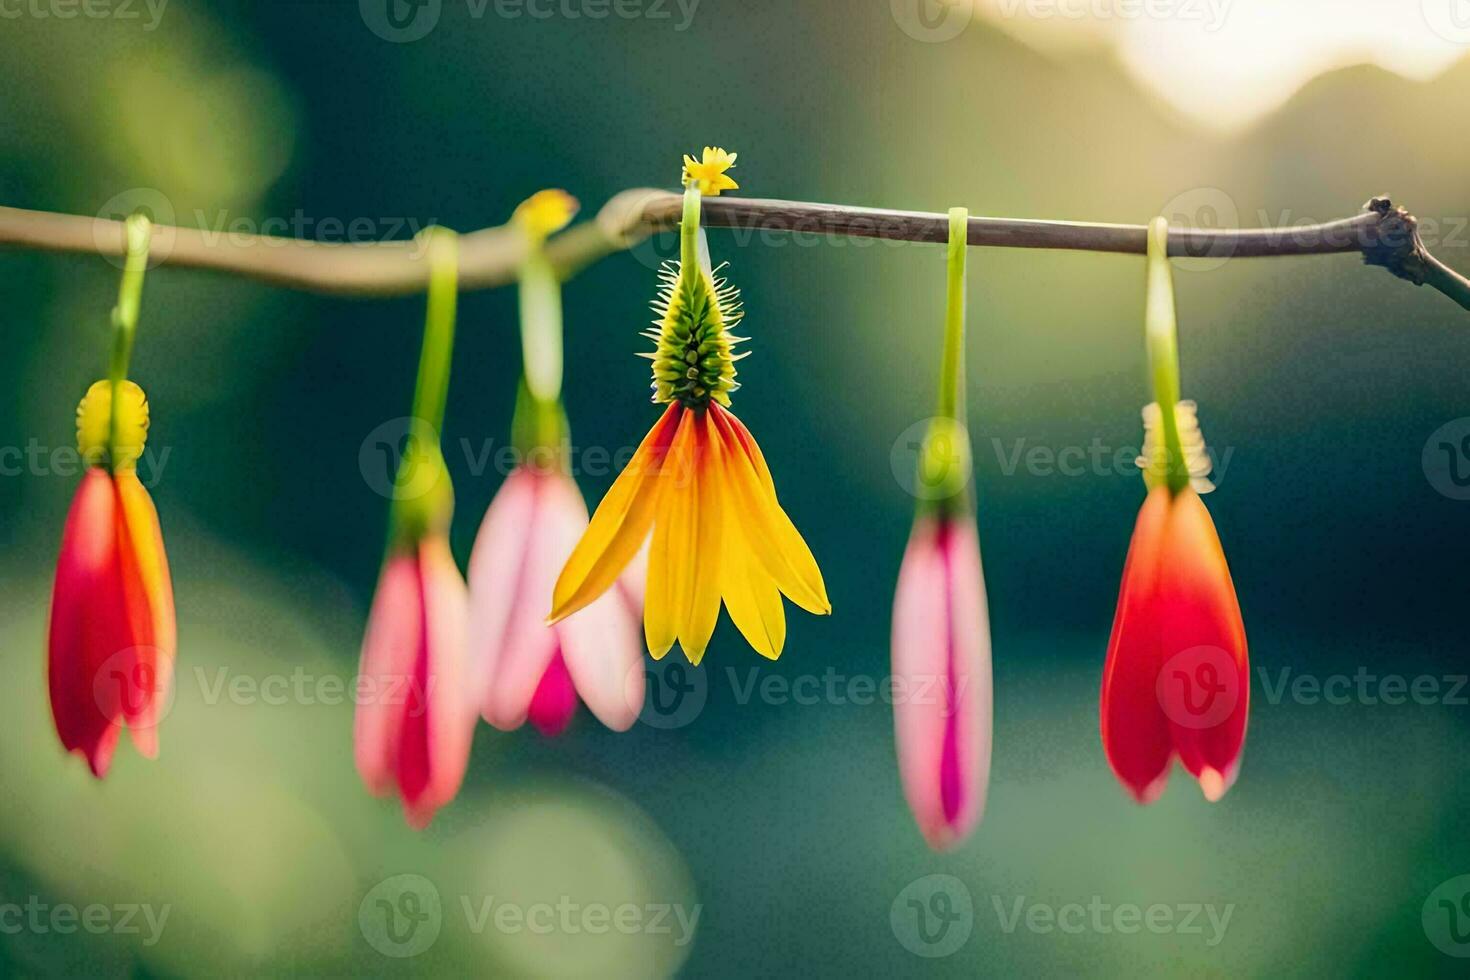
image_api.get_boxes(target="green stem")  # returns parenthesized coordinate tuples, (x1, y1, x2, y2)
(936, 207, 967, 422)
(518, 251, 563, 404)
(1145, 217, 1188, 494)
(680, 185, 702, 273)
(107, 213, 152, 466)
(410, 227, 459, 434)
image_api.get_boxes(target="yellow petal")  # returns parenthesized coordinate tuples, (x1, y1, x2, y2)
(550, 405, 680, 623)
(644, 414, 698, 658)
(721, 512, 786, 661)
(679, 411, 725, 664)
(713, 408, 830, 615)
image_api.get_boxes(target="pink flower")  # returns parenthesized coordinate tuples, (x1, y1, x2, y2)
(470, 466, 645, 734)
(891, 513, 992, 850)
(354, 534, 474, 829)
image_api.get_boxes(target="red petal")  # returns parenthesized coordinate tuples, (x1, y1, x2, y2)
(48, 470, 129, 777)
(1100, 487, 1174, 803)
(1154, 489, 1248, 801)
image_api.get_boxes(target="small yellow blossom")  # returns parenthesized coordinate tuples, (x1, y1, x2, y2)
(513, 189, 579, 241)
(681, 147, 739, 196)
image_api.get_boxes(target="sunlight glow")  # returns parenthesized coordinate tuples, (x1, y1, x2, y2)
(971, 0, 1470, 130)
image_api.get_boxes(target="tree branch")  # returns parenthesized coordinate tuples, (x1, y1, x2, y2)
(1, 191, 1466, 310)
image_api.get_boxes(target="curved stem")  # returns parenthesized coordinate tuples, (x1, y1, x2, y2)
(1144, 217, 1187, 494)
(936, 207, 967, 423)
(108, 213, 152, 385)
(410, 227, 459, 434)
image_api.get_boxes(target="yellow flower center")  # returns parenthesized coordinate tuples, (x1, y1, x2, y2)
(77, 379, 149, 471)
(681, 147, 739, 197)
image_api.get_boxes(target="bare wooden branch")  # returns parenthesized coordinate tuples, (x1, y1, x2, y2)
(1, 190, 1466, 310)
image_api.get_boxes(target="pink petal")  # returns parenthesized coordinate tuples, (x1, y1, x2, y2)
(467, 467, 539, 713)
(476, 470, 564, 730)
(353, 552, 424, 797)
(891, 515, 992, 850)
(400, 535, 472, 829)
(526, 650, 579, 737)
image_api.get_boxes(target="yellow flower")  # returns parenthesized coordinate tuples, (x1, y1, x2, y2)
(549, 154, 827, 664)
(513, 189, 579, 241)
(681, 146, 739, 196)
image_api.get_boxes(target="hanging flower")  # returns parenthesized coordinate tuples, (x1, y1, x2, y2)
(891, 209, 992, 850)
(354, 227, 474, 829)
(471, 460, 647, 734)
(49, 379, 176, 778)
(549, 151, 828, 664)
(472, 193, 646, 734)
(1100, 218, 1248, 804)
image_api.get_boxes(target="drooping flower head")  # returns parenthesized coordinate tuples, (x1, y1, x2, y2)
(471, 191, 646, 736)
(1100, 218, 1249, 804)
(891, 209, 992, 850)
(354, 226, 475, 829)
(550, 151, 829, 665)
(49, 213, 176, 778)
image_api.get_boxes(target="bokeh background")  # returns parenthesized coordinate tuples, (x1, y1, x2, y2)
(3, 0, 1470, 975)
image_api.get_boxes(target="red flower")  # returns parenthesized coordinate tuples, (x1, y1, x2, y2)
(354, 534, 474, 829)
(1101, 485, 1248, 803)
(48, 381, 175, 778)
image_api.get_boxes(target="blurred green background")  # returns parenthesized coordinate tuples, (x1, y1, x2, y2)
(3, 1, 1470, 975)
